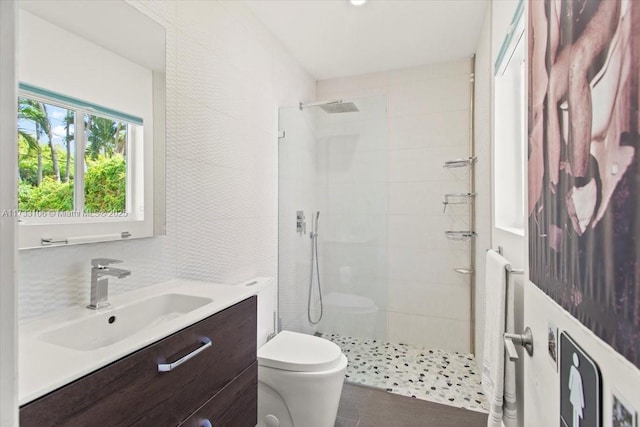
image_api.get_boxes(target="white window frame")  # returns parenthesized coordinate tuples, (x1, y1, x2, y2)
(493, 7, 526, 236)
(16, 84, 153, 249)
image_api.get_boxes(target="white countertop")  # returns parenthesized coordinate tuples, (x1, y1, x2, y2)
(19, 277, 269, 405)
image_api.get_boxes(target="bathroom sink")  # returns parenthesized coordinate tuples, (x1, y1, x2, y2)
(40, 293, 213, 351)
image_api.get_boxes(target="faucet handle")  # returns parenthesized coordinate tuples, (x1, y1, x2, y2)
(91, 258, 123, 267)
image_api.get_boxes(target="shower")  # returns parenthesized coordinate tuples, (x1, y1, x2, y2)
(308, 211, 323, 325)
(297, 99, 359, 325)
(299, 99, 360, 114)
(279, 93, 390, 385)
(279, 81, 484, 411)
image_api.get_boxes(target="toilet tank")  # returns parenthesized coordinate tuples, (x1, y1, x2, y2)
(238, 277, 277, 348)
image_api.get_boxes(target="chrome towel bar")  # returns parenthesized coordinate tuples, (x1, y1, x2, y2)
(487, 248, 532, 361)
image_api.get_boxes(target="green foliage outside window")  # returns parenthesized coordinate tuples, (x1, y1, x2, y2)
(18, 134, 74, 188)
(18, 156, 125, 213)
(18, 97, 128, 213)
(84, 155, 126, 213)
(19, 178, 73, 212)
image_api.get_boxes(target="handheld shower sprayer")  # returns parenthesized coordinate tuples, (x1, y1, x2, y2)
(311, 211, 320, 238)
(308, 210, 323, 325)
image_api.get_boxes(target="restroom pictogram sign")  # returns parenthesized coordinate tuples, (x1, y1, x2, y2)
(560, 332, 601, 427)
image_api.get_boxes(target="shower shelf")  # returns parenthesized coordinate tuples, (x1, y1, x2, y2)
(444, 231, 477, 241)
(453, 268, 474, 275)
(443, 193, 476, 203)
(442, 193, 476, 212)
(443, 157, 477, 168)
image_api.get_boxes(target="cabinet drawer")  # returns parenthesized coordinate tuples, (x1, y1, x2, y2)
(20, 296, 257, 427)
(180, 362, 257, 427)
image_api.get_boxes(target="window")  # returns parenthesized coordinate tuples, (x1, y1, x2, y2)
(494, 4, 526, 235)
(15, 84, 150, 248)
(18, 98, 76, 212)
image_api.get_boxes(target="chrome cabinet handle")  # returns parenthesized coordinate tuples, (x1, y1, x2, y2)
(157, 338, 212, 372)
(200, 420, 212, 427)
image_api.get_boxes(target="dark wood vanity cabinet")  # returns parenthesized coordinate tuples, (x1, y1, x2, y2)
(20, 296, 257, 427)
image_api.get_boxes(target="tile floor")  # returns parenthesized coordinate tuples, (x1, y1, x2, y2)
(335, 383, 489, 427)
(323, 333, 490, 413)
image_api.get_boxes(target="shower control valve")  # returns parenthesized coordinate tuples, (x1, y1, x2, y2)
(296, 210, 306, 235)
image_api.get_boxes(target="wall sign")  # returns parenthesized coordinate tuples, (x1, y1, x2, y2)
(560, 332, 601, 427)
(528, 0, 640, 367)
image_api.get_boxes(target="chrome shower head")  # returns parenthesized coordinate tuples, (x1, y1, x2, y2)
(299, 99, 359, 113)
(319, 102, 359, 114)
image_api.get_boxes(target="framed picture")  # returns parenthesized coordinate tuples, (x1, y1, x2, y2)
(611, 391, 636, 427)
(548, 323, 558, 370)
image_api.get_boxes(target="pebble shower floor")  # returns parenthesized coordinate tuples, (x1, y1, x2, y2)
(323, 333, 490, 413)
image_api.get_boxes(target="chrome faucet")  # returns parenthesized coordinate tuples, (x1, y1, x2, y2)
(88, 258, 131, 310)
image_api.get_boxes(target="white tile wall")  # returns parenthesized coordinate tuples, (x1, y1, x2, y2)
(18, 0, 315, 320)
(387, 247, 469, 285)
(315, 72, 389, 101)
(388, 214, 470, 251)
(321, 274, 388, 310)
(317, 58, 474, 351)
(388, 60, 471, 86)
(387, 312, 471, 353)
(388, 75, 470, 118)
(389, 181, 468, 216)
(388, 110, 469, 150)
(473, 9, 493, 363)
(387, 280, 470, 321)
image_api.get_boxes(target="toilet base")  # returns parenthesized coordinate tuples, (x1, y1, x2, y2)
(257, 354, 348, 427)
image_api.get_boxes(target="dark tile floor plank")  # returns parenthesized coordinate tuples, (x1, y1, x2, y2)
(337, 381, 371, 421)
(336, 383, 488, 427)
(334, 416, 360, 427)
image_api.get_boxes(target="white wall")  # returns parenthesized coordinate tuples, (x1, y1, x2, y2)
(0, 2, 18, 425)
(473, 3, 493, 363)
(19, 11, 152, 126)
(524, 286, 640, 426)
(17, 0, 315, 327)
(489, 3, 527, 426)
(317, 59, 474, 352)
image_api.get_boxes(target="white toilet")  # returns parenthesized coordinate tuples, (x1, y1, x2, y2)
(250, 276, 348, 427)
(257, 330, 348, 427)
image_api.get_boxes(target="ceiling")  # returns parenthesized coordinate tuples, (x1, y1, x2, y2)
(245, 0, 489, 80)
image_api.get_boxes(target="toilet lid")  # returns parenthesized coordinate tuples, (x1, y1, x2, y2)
(258, 331, 343, 373)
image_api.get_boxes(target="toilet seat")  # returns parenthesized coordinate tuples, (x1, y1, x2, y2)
(258, 331, 343, 372)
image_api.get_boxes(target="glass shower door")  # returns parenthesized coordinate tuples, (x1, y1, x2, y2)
(315, 95, 388, 341)
(277, 95, 388, 342)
